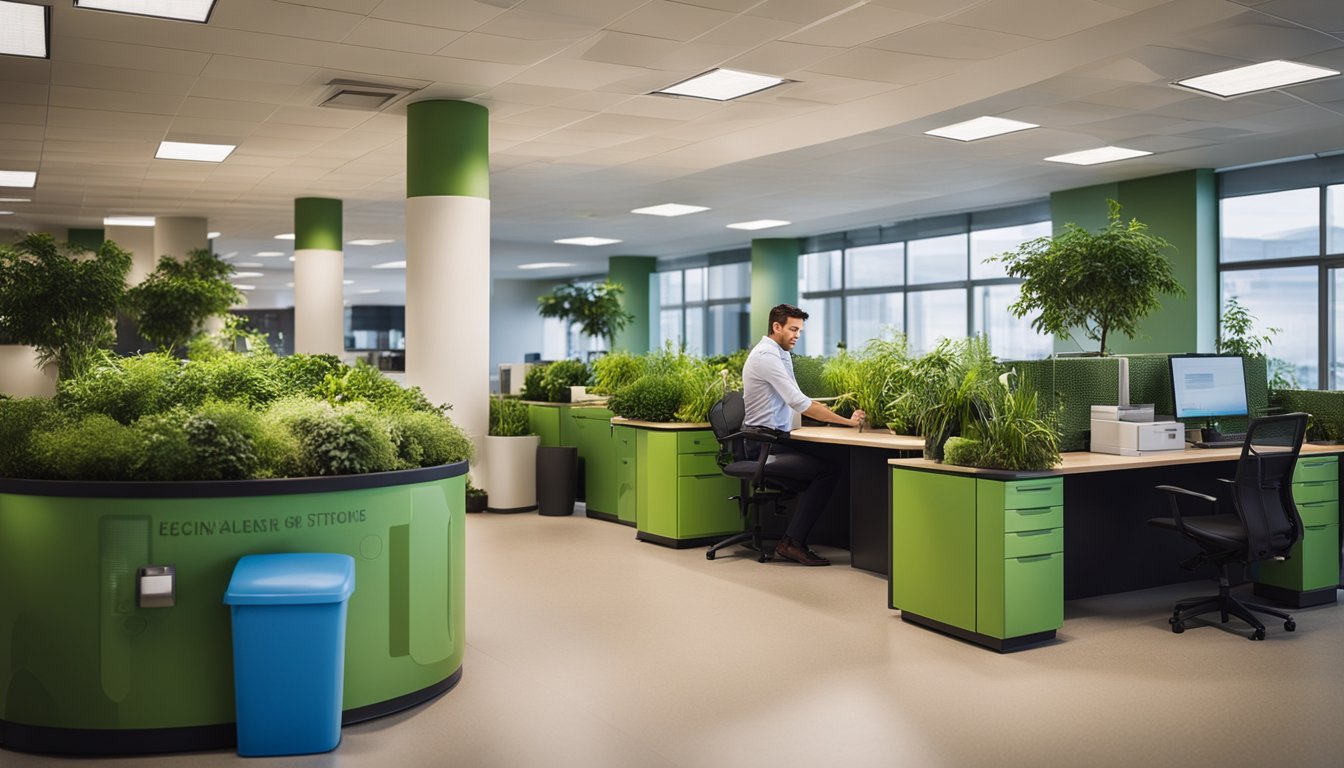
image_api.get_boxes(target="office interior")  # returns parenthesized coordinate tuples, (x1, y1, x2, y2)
(2, 1, 1344, 766)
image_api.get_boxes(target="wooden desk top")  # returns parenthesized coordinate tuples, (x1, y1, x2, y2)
(609, 417, 711, 430)
(889, 443, 1344, 479)
(790, 426, 925, 451)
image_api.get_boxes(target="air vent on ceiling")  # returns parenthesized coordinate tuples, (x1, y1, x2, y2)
(317, 80, 418, 112)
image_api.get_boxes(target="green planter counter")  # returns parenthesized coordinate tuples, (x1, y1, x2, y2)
(0, 462, 468, 755)
(616, 418, 742, 548)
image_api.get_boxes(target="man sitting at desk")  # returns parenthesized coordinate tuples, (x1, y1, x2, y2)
(743, 304, 866, 566)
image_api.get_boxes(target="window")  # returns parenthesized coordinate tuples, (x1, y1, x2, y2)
(795, 203, 1052, 358)
(1217, 170, 1344, 389)
(657, 260, 750, 354)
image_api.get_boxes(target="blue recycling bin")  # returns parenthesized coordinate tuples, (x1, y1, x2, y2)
(224, 553, 356, 757)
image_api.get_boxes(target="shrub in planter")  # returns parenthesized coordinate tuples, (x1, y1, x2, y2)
(609, 374, 682, 423)
(183, 401, 263, 481)
(387, 409, 475, 468)
(31, 414, 145, 481)
(941, 436, 984, 468)
(132, 409, 195, 481)
(590, 351, 645, 395)
(275, 353, 346, 396)
(538, 359, 590, 402)
(489, 395, 531, 437)
(124, 249, 241, 352)
(318, 360, 439, 413)
(58, 352, 183, 424)
(0, 397, 61, 478)
(520, 364, 549, 401)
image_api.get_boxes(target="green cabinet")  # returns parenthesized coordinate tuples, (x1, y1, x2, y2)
(527, 403, 572, 448)
(891, 469, 1063, 650)
(615, 426, 637, 525)
(1256, 455, 1340, 605)
(570, 407, 616, 519)
(634, 427, 741, 547)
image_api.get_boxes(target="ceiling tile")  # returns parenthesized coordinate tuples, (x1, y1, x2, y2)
(1177, 20, 1341, 60)
(343, 18, 465, 54)
(1251, 0, 1344, 34)
(201, 56, 322, 86)
(605, 94, 721, 120)
(166, 115, 262, 142)
(572, 112, 687, 134)
(0, 58, 52, 85)
(806, 48, 969, 84)
(698, 13, 799, 46)
(476, 8, 604, 41)
(211, 0, 367, 42)
(50, 37, 210, 75)
(606, 1, 735, 42)
(748, 0, 865, 25)
(727, 41, 843, 76)
(269, 105, 374, 129)
(1080, 84, 1197, 111)
(371, 0, 510, 30)
(177, 96, 280, 123)
(868, 22, 1039, 59)
(761, 74, 902, 106)
(48, 86, 183, 116)
(0, 82, 48, 107)
(944, 0, 1127, 41)
(436, 32, 575, 64)
(251, 123, 349, 141)
(502, 106, 598, 128)
(675, 0, 759, 10)
(575, 32, 682, 67)
(784, 4, 927, 47)
(519, 0, 649, 25)
(510, 58, 649, 89)
(538, 128, 642, 147)
(868, 0, 983, 15)
(51, 61, 197, 96)
(189, 78, 303, 104)
(280, 0, 382, 12)
(46, 107, 171, 132)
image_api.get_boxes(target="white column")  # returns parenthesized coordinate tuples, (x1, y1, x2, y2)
(153, 216, 207, 261)
(293, 249, 344, 355)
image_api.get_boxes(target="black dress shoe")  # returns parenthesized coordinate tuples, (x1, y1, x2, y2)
(774, 537, 830, 566)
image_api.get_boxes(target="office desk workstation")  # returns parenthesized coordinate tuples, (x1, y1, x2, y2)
(887, 444, 1344, 651)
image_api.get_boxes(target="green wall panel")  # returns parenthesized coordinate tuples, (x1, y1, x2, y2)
(608, 256, 656, 354)
(749, 238, 800, 342)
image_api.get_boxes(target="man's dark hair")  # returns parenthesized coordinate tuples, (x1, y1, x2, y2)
(768, 303, 809, 333)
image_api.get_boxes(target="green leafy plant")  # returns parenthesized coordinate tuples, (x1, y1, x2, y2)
(1217, 296, 1278, 357)
(675, 359, 738, 424)
(30, 414, 145, 481)
(995, 200, 1185, 356)
(186, 314, 275, 361)
(183, 401, 262, 481)
(957, 374, 1062, 471)
(822, 332, 916, 430)
(125, 249, 241, 352)
(520, 364, 549, 401)
(489, 395, 532, 437)
(941, 436, 983, 467)
(536, 281, 634, 347)
(608, 374, 683, 423)
(385, 409, 474, 467)
(0, 233, 132, 379)
(0, 397, 61, 478)
(57, 351, 182, 424)
(791, 354, 833, 399)
(537, 359, 590, 402)
(317, 360, 440, 412)
(591, 351, 645, 395)
(893, 336, 1001, 460)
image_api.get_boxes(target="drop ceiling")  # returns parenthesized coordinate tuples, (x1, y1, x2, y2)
(2, 0, 1343, 306)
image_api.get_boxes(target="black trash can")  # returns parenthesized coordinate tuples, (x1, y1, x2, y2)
(536, 446, 578, 516)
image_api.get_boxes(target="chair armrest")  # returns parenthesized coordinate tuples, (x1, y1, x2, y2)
(1155, 485, 1219, 535)
(724, 427, 782, 444)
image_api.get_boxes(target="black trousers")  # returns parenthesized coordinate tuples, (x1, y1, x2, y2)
(744, 437, 841, 544)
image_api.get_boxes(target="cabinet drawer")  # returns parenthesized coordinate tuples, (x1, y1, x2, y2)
(1003, 528, 1064, 559)
(675, 475, 742, 538)
(677, 452, 722, 477)
(1259, 524, 1340, 592)
(1000, 553, 1064, 639)
(1292, 480, 1338, 505)
(677, 431, 718, 454)
(1297, 499, 1339, 528)
(1292, 456, 1337, 485)
(614, 426, 635, 460)
(1004, 505, 1063, 533)
(1002, 479, 1063, 510)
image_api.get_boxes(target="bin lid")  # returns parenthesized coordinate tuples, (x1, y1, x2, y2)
(223, 553, 356, 605)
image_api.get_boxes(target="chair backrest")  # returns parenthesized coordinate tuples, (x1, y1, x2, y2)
(709, 391, 747, 462)
(1233, 412, 1309, 562)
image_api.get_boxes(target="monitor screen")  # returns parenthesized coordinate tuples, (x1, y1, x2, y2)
(1169, 354, 1249, 419)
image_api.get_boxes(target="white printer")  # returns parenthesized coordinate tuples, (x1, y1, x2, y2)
(1089, 404, 1184, 456)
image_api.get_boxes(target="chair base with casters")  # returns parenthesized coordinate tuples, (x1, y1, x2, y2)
(705, 486, 790, 562)
(1148, 412, 1310, 641)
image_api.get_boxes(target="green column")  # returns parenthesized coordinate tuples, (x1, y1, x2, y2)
(1049, 169, 1216, 354)
(295, 197, 342, 251)
(407, 100, 489, 198)
(750, 238, 800, 338)
(608, 256, 656, 354)
(67, 228, 104, 250)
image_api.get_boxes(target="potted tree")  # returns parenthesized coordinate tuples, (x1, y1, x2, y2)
(484, 395, 540, 512)
(995, 200, 1184, 356)
(0, 233, 131, 382)
(124, 248, 242, 352)
(536, 281, 634, 360)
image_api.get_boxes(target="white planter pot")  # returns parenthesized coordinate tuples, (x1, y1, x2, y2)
(484, 434, 541, 512)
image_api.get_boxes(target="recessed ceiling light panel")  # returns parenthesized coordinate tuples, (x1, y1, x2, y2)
(518, 262, 577, 270)
(274, 233, 295, 240)
(554, 237, 621, 247)
(0, 197, 30, 202)
(656, 68, 787, 101)
(1174, 59, 1341, 99)
(349, 239, 396, 246)
(631, 204, 710, 217)
(0, 1, 49, 59)
(104, 216, 155, 227)
(207, 231, 220, 239)
(925, 116, 1039, 142)
(232, 284, 255, 291)
(726, 219, 791, 231)
(255, 251, 284, 257)
(1044, 146, 1152, 166)
(0, 170, 37, 188)
(75, 0, 217, 23)
(232, 271, 263, 278)
(156, 140, 235, 162)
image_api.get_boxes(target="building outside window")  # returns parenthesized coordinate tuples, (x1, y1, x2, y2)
(797, 204, 1052, 360)
(658, 257, 750, 355)
(1217, 158, 1344, 389)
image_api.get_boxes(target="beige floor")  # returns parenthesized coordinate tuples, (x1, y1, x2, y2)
(7, 508, 1343, 768)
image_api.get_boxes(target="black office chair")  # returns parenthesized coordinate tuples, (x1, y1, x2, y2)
(705, 391, 802, 563)
(1148, 412, 1310, 640)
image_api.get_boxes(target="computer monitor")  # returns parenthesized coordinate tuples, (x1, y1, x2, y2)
(1169, 354, 1249, 421)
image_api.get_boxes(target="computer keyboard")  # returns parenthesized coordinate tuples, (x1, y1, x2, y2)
(1192, 432, 1246, 449)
